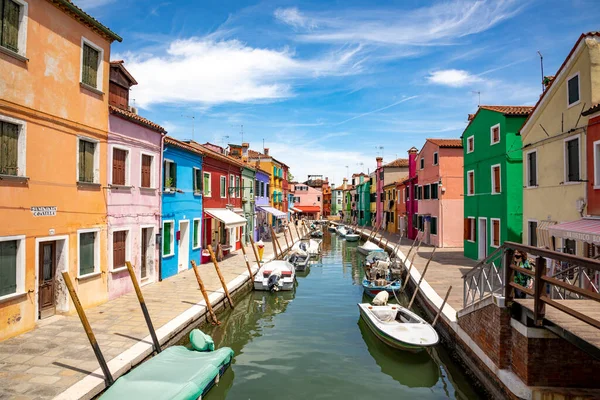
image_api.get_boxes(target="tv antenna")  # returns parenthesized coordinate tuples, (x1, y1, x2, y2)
(231, 124, 244, 142)
(471, 91, 481, 106)
(356, 162, 364, 172)
(375, 146, 384, 159)
(182, 113, 195, 141)
(537, 51, 544, 93)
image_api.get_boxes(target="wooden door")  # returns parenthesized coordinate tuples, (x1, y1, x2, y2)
(38, 242, 56, 319)
(141, 228, 149, 279)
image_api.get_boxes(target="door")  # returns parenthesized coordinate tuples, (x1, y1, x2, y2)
(38, 242, 56, 319)
(141, 227, 151, 279)
(178, 221, 189, 272)
(478, 218, 487, 260)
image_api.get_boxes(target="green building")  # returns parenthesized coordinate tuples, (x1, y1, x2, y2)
(357, 180, 371, 226)
(462, 105, 532, 260)
(345, 190, 353, 224)
(241, 165, 256, 245)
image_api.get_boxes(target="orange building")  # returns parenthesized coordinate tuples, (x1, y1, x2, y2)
(0, 0, 121, 340)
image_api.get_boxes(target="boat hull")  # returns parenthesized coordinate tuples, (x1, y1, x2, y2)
(345, 234, 359, 242)
(358, 306, 424, 352)
(362, 279, 401, 298)
(253, 279, 295, 291)
(358, 246, 383, 255)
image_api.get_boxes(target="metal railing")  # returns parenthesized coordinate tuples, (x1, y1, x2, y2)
(462, 247, 504, 309)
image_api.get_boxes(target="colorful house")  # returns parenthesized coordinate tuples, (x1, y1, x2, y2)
(255, 165, 273, 240)
(406, 147, 419, 240)
(396, 179, 408, 237)
(107, 61, 165, 298)
(322, 178, 332, 217)
(370, 172, 377, 226)
(356, 178, 371, 226)
(160, 138, 203, 279)
(248, 147, 288, 225)
(522, 32, 600, 255)
(228, 143, 256, 245)
(375, 157, 409, 228)
(383, 182, 399, 234)
(415, 139, 464, 247)
(462, 106, 532, 260)
(291, 183, 322, 219)
(331, 178, 347, 218)
(346, 189, 354, 224)
(0, 0, 121, 340)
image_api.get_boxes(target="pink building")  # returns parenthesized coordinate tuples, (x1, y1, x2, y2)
(106, 62, 165, 299)
(415, 139, 464, 247)
(291, 183, 323, 219)
(375, 157, 384, 226)
(406, 147, 419, 240)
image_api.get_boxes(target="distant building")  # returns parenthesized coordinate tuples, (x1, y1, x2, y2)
(292, 183, 322, 219)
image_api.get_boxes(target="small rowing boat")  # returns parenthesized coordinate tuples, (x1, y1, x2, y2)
(361, 277, 401, 297)
(357, 240, 383, 255)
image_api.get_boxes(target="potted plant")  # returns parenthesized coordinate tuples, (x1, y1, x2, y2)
(164, 177, 175, 193)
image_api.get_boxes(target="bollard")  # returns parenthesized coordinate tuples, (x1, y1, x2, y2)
(190, 260, 220, 325)
(207, 245, 235, 308)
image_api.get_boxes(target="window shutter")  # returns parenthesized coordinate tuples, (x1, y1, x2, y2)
(494, 167, 500, 193)
(112, 148, 126, 185)
(567, 140, 579, 181)
(85, 141, 95, 182)
(1, 0, 19, 53)
(204, 173, 210, 195)
(79, 233, 95, 275)
(163, 224, 171, 254)
(83, 44, 99, 88)
(113, 231, 126, 269)
(0, 240, 17, 296)
(170, 162, 177, 187)
(493, 221, 500, 246)
(193, 221, 199, 247)
(464, 218, 469, 240)
(0, 121, 18, 176)
(141, 155, 152, 188)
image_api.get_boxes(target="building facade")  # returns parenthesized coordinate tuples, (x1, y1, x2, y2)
(383, 182, 397, 233)
(291, 183, 322, 219)
(357, 178, 372, 226)
(396, 180, 408, 237)
(406, 147, 420, 240)
(255, 167, 273, 240)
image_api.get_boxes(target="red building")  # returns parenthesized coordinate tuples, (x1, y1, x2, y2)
(406, 147, 419, 240)
(396, 179, 408, 237)
(585, 104, 600, 216)
(322, 178, 331, 217)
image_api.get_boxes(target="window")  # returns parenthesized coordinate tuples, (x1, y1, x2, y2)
(111, 147, 128, 186)
(412, 214, 417, 228)
(235, 176, 240, 198)
(193, 168, 202, 194)
(163, 159, 177, 189)
(0, 0, 26, 56)
(260, 181, 265, 197)
(406, 187, 410, 201)
(491, 164, 501, 194)
(0, 118, 25, 177)
(433, 152, 438, 166)
(266, 184, 270, 198)
(255, 179, 260, 196)
(491, 219, 500, 248)
(567, 72, 580, 107)
(528, 220, 538, 247)
(420, 158, 424, 169)
(423, 184, 430, 200)
(78, 138, 98, 183)
(0, 235, 24, 298)
(141, 154, 153, 188)
(78, 230, 99, 277)
(526, 150, 537, 187)
(430, 217, 438, 235)
(112, 230, 128, 271)
(565, 136, 580, 182)
(431, 183, 439, 199)
(229, 175, 234, 198)
(317, 196, 321, 201)
(490, 124, 500, 145)
(193, 219, 201, 249)
(467, 170, 474, 196)
(595, 141, 600, 187)
(220, 176, 226, 198)
(464, 217, 476, 242)
(417, 215, 424, 231)
(162, 221, 174, 257)
(203, 172, 211, 197)
(81, 39, 103, 90)
(337, 198, 342, 205)
(467, 136, 474, 154)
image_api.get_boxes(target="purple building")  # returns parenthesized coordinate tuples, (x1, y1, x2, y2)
(254, 165, 272, 240)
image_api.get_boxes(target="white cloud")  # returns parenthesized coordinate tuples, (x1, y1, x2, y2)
(427, 69, 483, 87)
(274, 7, 317, 29)
(120, 38, 363, 108)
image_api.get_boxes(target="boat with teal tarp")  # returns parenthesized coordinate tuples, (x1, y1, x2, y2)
(101, 329, 233, 400)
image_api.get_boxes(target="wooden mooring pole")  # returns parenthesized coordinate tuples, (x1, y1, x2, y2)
(190, 260, 219, 324)
(402, 235, 419, 267)
(239, 241, 254, 278)
(249, 236, 262, 268)
(432, 286, 452, 327)
(283, 227, 291, 253)
(125, 261, 161, 354)
(61, 271, 114, 386)
(293, 218, 301, 239)
(401, 234, 425, 290)
(407, 247, 436, 309)
(270, 226, 284, 258)
(207, 245, 235, 308)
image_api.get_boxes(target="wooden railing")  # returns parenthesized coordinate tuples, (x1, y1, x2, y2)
(462, 246, 504, 309)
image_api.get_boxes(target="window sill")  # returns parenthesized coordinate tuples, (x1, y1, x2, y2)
(0, 291, 27, 304)
(162, 253, 174, 258)
(80, 82, 104, 96)
(163, 188, 177, 194)
(77, 181, 101, 187)
(0, 174, 29, 183)
(192, 245, 201, 250)
(524, 185, 538, 190)
(140, 187, 158, 192)
(562, 181, 582, 186)
(109, 184, 133, 190)
(0, 46, 28, 63)
(110, 267, 128, 274)
(193, 192, 203, 197)
(77, 271, 102, 281)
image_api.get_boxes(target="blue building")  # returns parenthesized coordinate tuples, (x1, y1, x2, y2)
(161, 137, 203, 280)
(254, 167, 272, 240)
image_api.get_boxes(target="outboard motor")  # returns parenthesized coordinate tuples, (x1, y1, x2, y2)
(267, 270, 282, 292)
(299, 242, 308, 252)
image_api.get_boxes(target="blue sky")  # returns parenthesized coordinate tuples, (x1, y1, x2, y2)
(78, 0, 598, 183)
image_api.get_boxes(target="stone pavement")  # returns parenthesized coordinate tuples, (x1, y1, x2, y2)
(0, 229, 299, 400)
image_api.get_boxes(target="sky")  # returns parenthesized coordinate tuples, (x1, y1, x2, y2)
(77, 0, 599, 184)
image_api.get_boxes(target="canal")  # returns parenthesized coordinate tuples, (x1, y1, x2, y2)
(199, 232, 481, 399)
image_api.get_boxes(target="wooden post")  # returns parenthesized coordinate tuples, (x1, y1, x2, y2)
(270, 228, 279, 259)
(61, 271, 114, 386)
(125, 261, 161, 354)
(207, 245, 235, 308)
(239, 242, 254, 278)
(503, 248, 515, 302)
(248, 236, 262, 268)
(432, 286, 452, 327)
(293, 218, 301, 239)
(190, 260, 220, 325)
(402, 235, 419, 267)
(402, 234, 424, 291)
(533, 256, 547, 326)
(283, 227, 291, 252)
(270, 226, 283, 258)
(408, 248, 436, 309)
(383, 238, 389, 250)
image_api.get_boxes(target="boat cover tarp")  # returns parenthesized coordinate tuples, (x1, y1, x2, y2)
(101, 346, 234, 400)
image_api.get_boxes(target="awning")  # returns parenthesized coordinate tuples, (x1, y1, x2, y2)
(537, 220, 557, 249)
(233, 208, 244, 214)
(204, 208, 247, 228)
(257, 206, 287, 219)
(291, 207, 302, 213)
(549, 219, 600, 245)
(295, 206, 320, 213)
(288, 209, 295, 214)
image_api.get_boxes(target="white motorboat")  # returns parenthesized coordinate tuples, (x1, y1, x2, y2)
(345, 228, 360, 242)
(328, 224, 337, 232)
(358, 303, 439, 352)
(292, 239, 321, 256)
(285, 246, 310, 272)
(254, 260, 295, 291)
(357, 240, 383, 255)
(337, 226, 348, 237)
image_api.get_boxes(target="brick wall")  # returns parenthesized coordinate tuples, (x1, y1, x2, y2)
(458, 302, 512, 369)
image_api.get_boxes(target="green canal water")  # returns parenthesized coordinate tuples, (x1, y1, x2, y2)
(200, 232, 481, 399)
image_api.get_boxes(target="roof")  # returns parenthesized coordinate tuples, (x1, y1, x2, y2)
(384, 158, 409, 168)
(426, 138, 463, 148)
(582, 103, 600, 116)
(164, 136, 203, 155)
(47, 0, 122, 42)
(521, 32, 600, 134)
(247, 149, 289, 167)
(109, 106, 166, 134)
(184, 141, 249, 169)
(110, 61, 138, 85)
(478, 105, 534, 116)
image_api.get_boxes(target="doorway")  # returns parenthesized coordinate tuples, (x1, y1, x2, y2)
(178, 220, 190, 272)
(478, 218, 487, 260)
(38, 241, 56, 319)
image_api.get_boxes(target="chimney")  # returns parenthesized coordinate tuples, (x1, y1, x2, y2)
(376, 157, 383, 169)
(343, 177, 347, 190)
(408, 147, 418, 178)
(264, 148, 269, 156)
(241, 142, 249, 161)
(467, 114, 475, 121)
(543, 75, 555, 91)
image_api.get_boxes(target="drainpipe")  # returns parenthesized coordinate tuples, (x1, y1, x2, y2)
(158, 134, 166, 281)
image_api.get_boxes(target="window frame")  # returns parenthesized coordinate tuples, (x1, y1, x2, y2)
(593, 140, 600, 189)
(220, 176, 227, 198)
(0, 0, 28, 59)
(466, 136, 474, 154)
(490, 123, 501, 145)
(420, 158, 424, 170)
(203, 171, 212, 197)
(467, 170, 474, 196)
(423, 184, 431, 200)
(0, 234, 26, 301)
(192, 167, 202, 195)
(0, 114, 27, 177)
(528, 219, 538, 247)
(229, 174, 235, 198)
(162, 220, 175, 257)
(235, 176, 241, 198)
(490, 218, 501, 248)
(109, 227, 131, 273)
(77, 228, 101, 278)
(566, 71, 581, 108)
(431, 183, 439, 199)
(491, 164, 501, 194)
(563, 134, 581, 184)
(163, 159, 177, 189)
(139, 151, 156, 189)
(432, 152, 438, 166)
(76, 136, 100, 184)
(110, 144, 131, 187)
(525, 149, 538, 188)
(192, 218, 201, 250)
(80, 37, 105, 93)
(465, 217, 476, 242)
(430, 216, 438, 236)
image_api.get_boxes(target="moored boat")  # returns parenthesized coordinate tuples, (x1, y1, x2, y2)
(345, 228, 360, 241)
(254, 260, 296, 291)
(310, 230, 323, 238)
(361, 277, 402, 297)
(286, 246, 310, 272)
(328, 224, 337, 232)
(292, 238, 321, 256)
(357, 240, 383, 255)
(358, 303, 439, 352)
(364, 251, 390, 269)
(337, 226, 348, 236)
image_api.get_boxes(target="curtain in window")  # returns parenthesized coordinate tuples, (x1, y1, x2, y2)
(1, 0, 20, 52)
(0, 121, 18, 176)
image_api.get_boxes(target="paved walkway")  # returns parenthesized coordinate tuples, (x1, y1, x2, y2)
(0, 229, 300, 400)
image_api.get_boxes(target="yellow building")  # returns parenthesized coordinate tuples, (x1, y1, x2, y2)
(248, 147, 287, 213)
(521, 32, 600, 255)
(383, 182, 397, 233)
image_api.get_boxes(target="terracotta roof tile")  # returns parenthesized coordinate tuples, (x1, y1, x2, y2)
(426, 138, 463, 148)
(582, 103, 600, 116)
(185, 141, 248, 169)
(109, 105, 166, 133)
(384, 158, 409, 168)
(479, 105, 534, 116)
(48, 0, 121, 42)
(164, 136, 203, 155)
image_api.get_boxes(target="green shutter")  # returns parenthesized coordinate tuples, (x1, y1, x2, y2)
(79, 140, 95, 183)
(193, 220, 199, 247)
(82, 44, 99, 88)
(0, 121, 18, 176)
(0, 240, 17, 296)
(204, 173, 210, 195)
(163, 223, 171, 255)
(170, 162, 177, 188)
(1, 0, 19, 53)
(79, 233, 95, 276)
